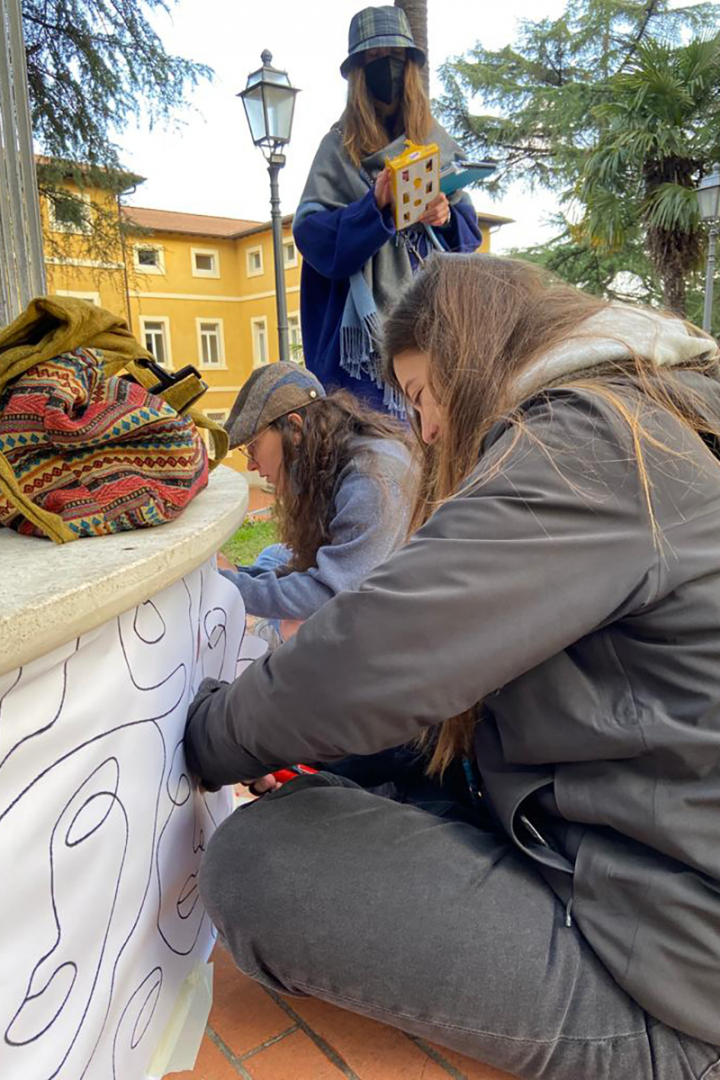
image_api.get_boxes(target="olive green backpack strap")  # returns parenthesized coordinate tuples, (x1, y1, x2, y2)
(0, 454, 75, 543)
(0, 341, 77, 542)
(184, 405, 229, 468)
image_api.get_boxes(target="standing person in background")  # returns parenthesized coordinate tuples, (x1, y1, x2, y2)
(293, 5, 482, 414)
(221, 361, 414, 637)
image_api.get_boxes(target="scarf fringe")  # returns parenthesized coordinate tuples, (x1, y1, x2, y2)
(340, 318, 405, 418)
(340, 308, 383, 384)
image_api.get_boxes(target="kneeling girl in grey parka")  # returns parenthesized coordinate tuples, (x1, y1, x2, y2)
(221, 361, 414, 638)
(187, 255, 720, 1080)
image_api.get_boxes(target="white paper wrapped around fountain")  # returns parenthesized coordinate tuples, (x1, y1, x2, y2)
(0, 466, 250, 1080)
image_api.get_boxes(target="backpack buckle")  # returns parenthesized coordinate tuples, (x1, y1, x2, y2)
(135, 356, 203, 393)
(135, 357, 208, 413)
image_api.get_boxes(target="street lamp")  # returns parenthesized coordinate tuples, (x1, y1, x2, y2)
(697, 163, 720, 334)
(239, 51, 300, 364)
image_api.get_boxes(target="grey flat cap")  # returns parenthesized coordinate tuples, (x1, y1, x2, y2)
(224, 362, 326, 449)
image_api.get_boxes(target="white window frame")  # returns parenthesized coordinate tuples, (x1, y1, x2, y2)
(246, 245, 264, 278)
(133, 243, 166, 276)
(205, 408, 229, 424)
(191, 246, 221, 279)
(54, 289, 101, 306)
(287, 312, 304, 364)
(139, 315, 173, 368)
(203, 408, 233, 458)
(48, 191, 92, 235)
(250, 316, 269, 367)
(283, 238, 298, 268)
(195, 317, 226, 368)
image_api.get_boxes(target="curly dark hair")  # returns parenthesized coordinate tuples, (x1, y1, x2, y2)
(271, 389, 409, 573)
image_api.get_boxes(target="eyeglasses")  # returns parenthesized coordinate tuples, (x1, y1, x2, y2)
(241, 437, 259, 465)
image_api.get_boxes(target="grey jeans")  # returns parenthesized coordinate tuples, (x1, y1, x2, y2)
(199, 772, 720, 1080)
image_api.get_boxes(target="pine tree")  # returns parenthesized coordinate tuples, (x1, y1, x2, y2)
(22, 0, 212, 262)
(438, 0, 720, 314)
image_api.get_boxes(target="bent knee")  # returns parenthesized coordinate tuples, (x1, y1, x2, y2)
(199, 802, 268, 927)
(200, 774, 363, 936)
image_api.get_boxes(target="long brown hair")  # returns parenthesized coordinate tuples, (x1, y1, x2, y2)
(271, 390, 408, 573)
(383, 253, 720, 773)
(342, 59, 432, 167)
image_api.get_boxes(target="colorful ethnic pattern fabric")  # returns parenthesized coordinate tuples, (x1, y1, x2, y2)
(0, 348, 208, 538)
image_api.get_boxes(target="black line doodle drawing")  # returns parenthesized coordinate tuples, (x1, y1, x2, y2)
(111, 968, 163, 1080)
(0, 564, 246, 1080)
(0, 638, 78, 777)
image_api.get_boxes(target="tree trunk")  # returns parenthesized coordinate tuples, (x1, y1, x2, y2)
(395, 0, 429, 96)
(662, 269, 687, 317)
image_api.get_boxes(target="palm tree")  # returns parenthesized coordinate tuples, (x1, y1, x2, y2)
(579, 34, 720, 316)
(395, 0, 429, 95)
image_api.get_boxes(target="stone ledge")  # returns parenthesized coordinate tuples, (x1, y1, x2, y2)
(0, 465, 248, 676)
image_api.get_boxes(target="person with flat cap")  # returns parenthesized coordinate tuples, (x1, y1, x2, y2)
(221, 361, 414, 632)
(293, 4, 482, 415)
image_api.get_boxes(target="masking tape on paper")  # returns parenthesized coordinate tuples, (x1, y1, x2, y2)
(146, 961, 213, 1078)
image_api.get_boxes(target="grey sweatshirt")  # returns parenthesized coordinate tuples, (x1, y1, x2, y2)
(222, 436, 414, 620)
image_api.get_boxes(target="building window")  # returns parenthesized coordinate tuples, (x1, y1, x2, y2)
(48, 191, 91, 234)
(196, 318, 225, 367)
(54, 290, 101, 306)
(140, 316, 172, 367)
(251, 317, 269, 366)
(133, 244, 165, 275)
(246, 246, 264, 278)
(283, 239, 298, 268)
(206, 408, 229, 425)
(288, 314, 304, 363)
(203, 409, 231, 459)
(191, 247, 220, 278)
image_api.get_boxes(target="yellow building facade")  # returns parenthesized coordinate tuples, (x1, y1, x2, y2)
(42, 174, 508, 474)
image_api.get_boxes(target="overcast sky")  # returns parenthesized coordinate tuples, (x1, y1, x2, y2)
(118, 0, 570, 252)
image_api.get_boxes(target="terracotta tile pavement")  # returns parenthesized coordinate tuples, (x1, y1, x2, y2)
(247, 487, 275, 514)
(167, 944, 518, 1080)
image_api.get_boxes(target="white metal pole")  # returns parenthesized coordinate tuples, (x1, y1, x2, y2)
(703, 223, 717, 334)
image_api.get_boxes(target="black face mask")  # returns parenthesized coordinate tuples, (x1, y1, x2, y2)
(364, 55, 406, 105)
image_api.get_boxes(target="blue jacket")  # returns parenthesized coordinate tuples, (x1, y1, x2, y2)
(294, 190, 483, 410)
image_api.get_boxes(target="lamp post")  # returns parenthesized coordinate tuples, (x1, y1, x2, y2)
(697, 164, 720, 335)
(239, 51, 300, 364)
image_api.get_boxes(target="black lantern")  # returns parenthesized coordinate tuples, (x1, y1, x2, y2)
(239, 50, 299, 152)
(238, 52, 300, 365)
(698, 165, 720, 224)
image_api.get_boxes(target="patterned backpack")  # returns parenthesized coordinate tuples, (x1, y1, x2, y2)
(0, 296, 228, 542)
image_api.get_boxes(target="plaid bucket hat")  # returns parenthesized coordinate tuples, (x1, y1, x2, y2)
(224, 362, 326, 449)
(340, 5, 426, 78)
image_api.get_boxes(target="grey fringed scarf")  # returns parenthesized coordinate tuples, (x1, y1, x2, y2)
(294, 120, 469, 413)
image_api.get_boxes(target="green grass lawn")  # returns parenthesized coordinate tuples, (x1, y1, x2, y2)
(222, 517, 277, 566)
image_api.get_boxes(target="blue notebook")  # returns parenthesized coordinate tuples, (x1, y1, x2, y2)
(440, 160, 496, 195)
